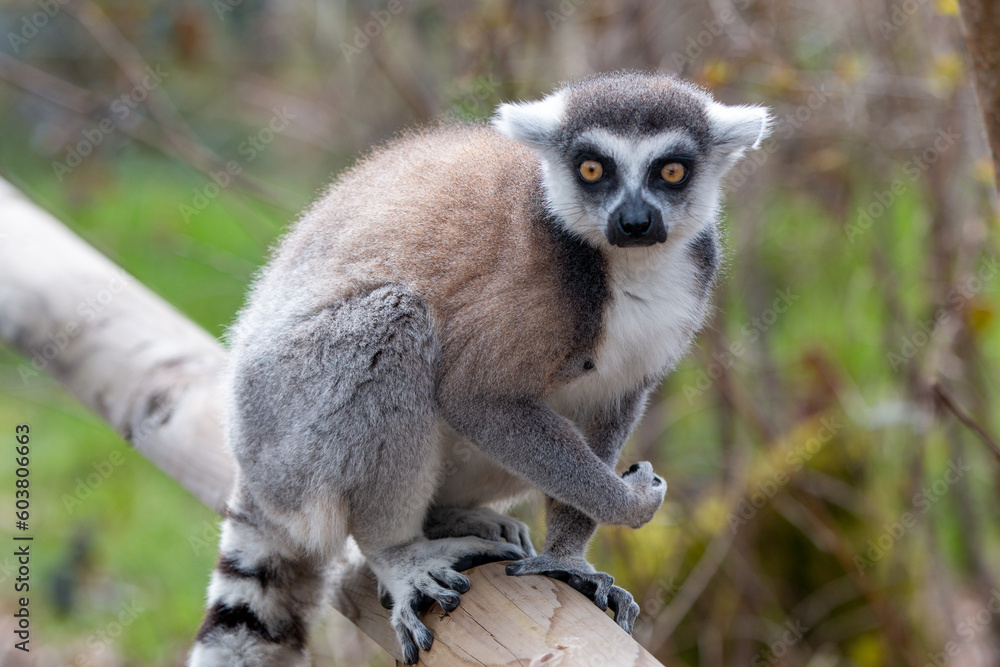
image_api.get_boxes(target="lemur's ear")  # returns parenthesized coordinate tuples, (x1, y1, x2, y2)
(707, 102, 772, 155)
(492, 91, 566, 149)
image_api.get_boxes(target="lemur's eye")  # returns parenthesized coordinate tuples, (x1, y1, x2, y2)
(661, 162, 687, 185)
(579, 160, 604, 183)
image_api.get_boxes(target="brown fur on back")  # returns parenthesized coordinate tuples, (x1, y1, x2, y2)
(262, 124, 606, 399)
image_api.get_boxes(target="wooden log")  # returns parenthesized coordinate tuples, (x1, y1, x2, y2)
(0, 178, 235, 513)
(0, 176, 664, 666)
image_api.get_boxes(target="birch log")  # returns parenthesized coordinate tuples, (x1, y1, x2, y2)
(0, 176, 664, 666)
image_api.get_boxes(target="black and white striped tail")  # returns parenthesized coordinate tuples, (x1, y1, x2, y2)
(189, 511, 325, 667)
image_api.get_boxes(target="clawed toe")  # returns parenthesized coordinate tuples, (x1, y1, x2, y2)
(424, 507, 537, 556)
(505, 553, 640, 634)
(395, 607, 434, 665)
(376, 537, 529, 664)
(607, 585, 640, 633)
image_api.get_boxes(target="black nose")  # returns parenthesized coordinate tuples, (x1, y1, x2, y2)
(606, 196, 667, 247)
(618, 210, 652, 236)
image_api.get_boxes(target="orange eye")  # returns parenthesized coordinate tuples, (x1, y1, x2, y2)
(661, 162, 687, 184)
(579, 160, 604, 182)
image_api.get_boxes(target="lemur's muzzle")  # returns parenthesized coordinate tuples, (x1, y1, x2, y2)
(606, 196, 667, 247)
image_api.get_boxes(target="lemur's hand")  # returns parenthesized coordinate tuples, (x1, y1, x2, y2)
(620, 461, 666, 529)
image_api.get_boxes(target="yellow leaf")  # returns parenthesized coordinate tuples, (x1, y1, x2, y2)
(835, 53, 866, 84)
(930, 52, 964, 93)
(974, 158, 995, 185)
(966, 297, 995, 333)
(693, 489, 730, 535)
(848, 633, 888, 666)
(936, 0, 959, 16)
(766, 65, 798, 93)
(702, 60, 730, 87)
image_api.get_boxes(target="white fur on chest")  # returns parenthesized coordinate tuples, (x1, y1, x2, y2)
(552, 239, 710, 411)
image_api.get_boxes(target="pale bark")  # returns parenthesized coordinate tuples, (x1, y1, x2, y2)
(0, 177, 234, 512)
(0, 176, 664, 666)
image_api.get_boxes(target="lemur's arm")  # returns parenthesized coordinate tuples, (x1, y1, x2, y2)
(498, 386, 656, 632)
(438, 387, 663, 530)
(541, 386, 653, 557)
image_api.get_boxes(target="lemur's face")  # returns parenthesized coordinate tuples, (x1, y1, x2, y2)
(493, 72, 771, 251)
(549, 127, 701, 248)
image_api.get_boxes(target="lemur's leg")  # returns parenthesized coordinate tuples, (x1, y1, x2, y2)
(192, 285, 524, 666)
(301, 285, 523, 663)
(505, 388, 652, 633)
(424, 506, 536, 556)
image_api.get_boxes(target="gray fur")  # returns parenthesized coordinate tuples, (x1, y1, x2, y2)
(558, 72, 714, 150)
(191, 71, 770, 666)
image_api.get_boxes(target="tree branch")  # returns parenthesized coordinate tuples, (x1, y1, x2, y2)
(957, 0, 1000, 195)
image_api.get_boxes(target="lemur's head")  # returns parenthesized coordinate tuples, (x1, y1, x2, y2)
(492, 71, 770, 249)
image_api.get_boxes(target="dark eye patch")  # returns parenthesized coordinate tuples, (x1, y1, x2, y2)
(648, 156, 694, 189)
(572, 148, 617, 187)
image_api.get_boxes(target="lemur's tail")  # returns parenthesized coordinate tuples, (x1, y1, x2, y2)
(188, 503, 326, 667)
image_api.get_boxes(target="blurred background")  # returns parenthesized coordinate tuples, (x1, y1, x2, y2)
(1, 0, 998, 665)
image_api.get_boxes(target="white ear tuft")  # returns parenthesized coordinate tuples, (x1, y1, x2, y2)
(491, 91, 566, 148)
(707, 102, 772, 153)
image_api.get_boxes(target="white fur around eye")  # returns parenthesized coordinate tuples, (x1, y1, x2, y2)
(492, 91, 567, 148)
(707, 102, 772, 152)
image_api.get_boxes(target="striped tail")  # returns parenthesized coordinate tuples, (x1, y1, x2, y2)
(189, 509, 326, 667)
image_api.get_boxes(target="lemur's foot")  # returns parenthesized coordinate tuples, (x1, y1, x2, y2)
(505, 553, 641, 634)
(424, 507, 536, 556)
(372, 536, 526, 665)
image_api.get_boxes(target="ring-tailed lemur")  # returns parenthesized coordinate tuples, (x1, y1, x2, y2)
(190, 71, 770, 666)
